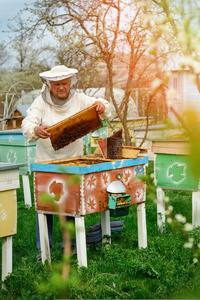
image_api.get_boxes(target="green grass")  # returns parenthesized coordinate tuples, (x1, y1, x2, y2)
(1, 161, 200, 299)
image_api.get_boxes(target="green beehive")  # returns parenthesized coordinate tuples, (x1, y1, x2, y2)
(0, 129, 36, 174)
(155, 153, 199, 190)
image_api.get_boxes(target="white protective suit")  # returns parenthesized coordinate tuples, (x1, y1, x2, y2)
(22, 90, 111, 162)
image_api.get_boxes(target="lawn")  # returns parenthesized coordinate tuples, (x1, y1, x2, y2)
(0, 162, 200, 299)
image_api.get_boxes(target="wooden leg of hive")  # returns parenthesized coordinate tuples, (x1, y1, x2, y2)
(192, 191, 200, 227)
(22, 174, 32, 207)
(2, 236, 12, 286)
(101, 210, 111, 246)
(137, 202, 147, 249)
(157, 187, 165, 231)
(38, 213, 51, 264)
(75, 216, 87, 267)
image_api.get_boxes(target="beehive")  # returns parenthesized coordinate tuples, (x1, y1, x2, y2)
(32, 156, 148, 215)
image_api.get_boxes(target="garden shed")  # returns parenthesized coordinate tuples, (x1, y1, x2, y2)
(131, 61, 200, 153)
(166, 63, 200, 124)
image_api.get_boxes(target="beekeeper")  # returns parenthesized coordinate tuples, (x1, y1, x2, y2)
(22, 65, 111, 162)
(21, 65, 111, 261)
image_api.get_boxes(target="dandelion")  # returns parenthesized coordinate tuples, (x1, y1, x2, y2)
(193, 258, 198, 264)
(184, 223, 193, 232)
(175, 214, 186, 223)
(183, 242, 193, 248)
(165, 206, 173, 215)
(163, 196, 170, 203)
(150, 173, 154, 179)
(167, 217, 173, 224)
(165, 210, 170, 216)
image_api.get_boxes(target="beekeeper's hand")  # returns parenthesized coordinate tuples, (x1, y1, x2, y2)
(34, 126, 51, 139)
(93, 101, 105, 114)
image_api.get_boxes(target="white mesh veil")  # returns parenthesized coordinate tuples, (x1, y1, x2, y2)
(39, 66, 78, 105)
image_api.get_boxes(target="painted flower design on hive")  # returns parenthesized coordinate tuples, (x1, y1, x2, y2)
(124, 171, 131, 182)
(0, 208, 7, 221)
(87, 197, 96, 211)
(135, 166, 139, 177)
(102, 173, 109, 186)
(49, 181, 64, 202)
(87, 174, 96, 189)
(122, 170, 132, 184)
(135, 188, 144, 202)
(135, 166, 144, 177)
(7, 150, 17, 163)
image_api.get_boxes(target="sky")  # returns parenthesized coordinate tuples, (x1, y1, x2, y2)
(0, 0, 34, 43)
(0, 0, 56, 67)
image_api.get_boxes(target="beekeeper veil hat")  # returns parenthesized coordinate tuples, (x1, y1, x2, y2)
(39, 65, 78, 87)
(39, 65, 78, 105)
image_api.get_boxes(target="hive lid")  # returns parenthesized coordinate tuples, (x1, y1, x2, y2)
(47, 105, 103, 150)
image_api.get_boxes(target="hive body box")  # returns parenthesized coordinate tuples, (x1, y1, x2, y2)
(0, 129, 36, 174)
(31, 156, 148, 266)
(0, 129, 36, 207)
(33, 157, 147, 216)
(155, 153, 198, 190)
(0, 162, 26, 284)
(151, 139, 200, 229)
(0, 168, 19, 238)
(152, 139, 198, 190)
